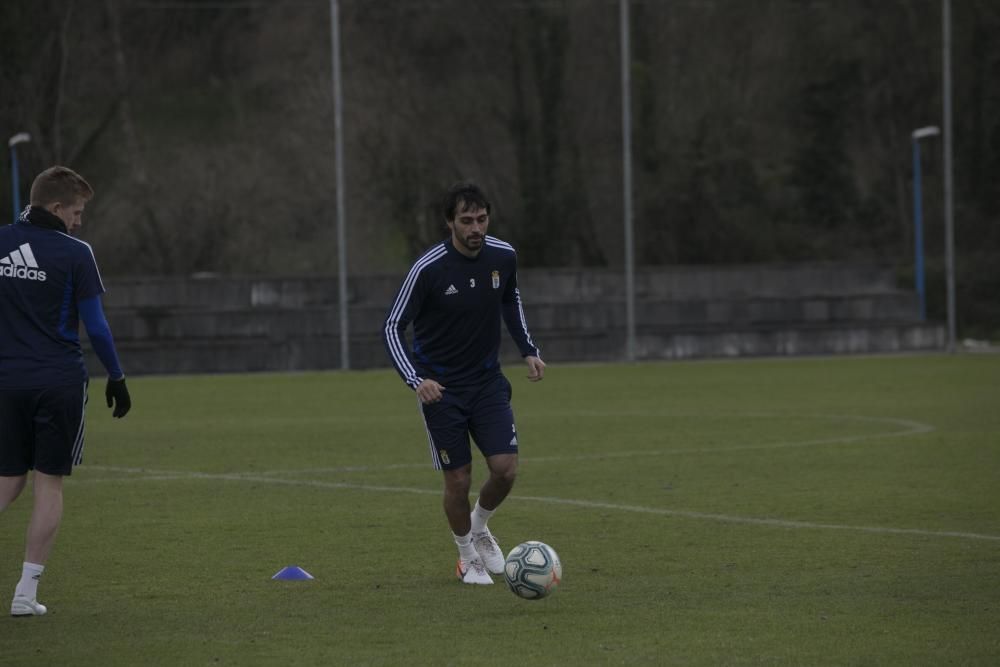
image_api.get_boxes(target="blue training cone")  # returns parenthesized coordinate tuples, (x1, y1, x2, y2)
(272, 565, 314, 580)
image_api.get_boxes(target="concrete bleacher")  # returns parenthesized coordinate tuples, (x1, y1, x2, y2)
(90, 263, 945, 375)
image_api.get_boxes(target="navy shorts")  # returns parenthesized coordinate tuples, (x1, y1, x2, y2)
(0, 382, 88, 477)
(420, 373, 518, 470)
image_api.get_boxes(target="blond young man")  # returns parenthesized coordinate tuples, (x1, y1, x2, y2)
(0, 166, 131, 616)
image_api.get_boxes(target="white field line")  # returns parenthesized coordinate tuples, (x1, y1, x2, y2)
(76, 414, 1000, 543)
(511, 495, 1000, 542)
(250, 413, 935, 476)
(77, 466, 1000, 543)
(80, 469, 442, 496)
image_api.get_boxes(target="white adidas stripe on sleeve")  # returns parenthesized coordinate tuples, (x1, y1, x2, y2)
(384, 245, 447, 387)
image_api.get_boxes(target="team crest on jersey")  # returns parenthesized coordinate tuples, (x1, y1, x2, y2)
(491, 270, 500, 289)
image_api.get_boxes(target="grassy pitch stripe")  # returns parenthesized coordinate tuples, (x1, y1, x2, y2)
(383, 244, 447, 388)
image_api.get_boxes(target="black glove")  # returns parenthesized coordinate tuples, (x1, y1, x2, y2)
(106, 377, 131, 418)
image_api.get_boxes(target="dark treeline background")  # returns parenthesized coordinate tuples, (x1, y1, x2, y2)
(1, 0, 998, 335)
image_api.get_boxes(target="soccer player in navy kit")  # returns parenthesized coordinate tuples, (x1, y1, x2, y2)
(0, 166, 131, 616)
(383, 181, 545, 585)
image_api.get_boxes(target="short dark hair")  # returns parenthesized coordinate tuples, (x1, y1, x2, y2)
(29, 166, 94, 206)
(442, 181, 490, 221)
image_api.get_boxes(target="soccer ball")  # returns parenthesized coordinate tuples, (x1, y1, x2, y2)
(503, 541, 562, 600)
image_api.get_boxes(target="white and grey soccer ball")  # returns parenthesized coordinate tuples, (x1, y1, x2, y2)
(503, 541, 562, 600)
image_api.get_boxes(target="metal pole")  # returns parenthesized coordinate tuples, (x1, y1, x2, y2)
(942, 0, 956, 352)
(331, 0, 350, 369)
(619, 0, 636, 361)
(10, 147, 20, 223)
(912, 138, 926, 321)
(910, 126, 939, 323)
(8, 133, 31, 223)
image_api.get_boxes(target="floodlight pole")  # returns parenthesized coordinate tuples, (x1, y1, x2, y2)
(330, 0, 350, 369)
(619, 0, 636, 362)
(8, 132, 30, 223)
(941, 0, 956, 352)
(911, 126, 939, 322)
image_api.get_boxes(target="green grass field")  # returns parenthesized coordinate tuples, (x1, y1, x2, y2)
(3, 354, 999, 665)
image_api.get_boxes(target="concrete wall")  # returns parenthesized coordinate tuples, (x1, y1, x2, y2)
(90, 263, 945, 376)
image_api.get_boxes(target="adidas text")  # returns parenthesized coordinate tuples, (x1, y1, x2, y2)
(0, 265, 46, 281)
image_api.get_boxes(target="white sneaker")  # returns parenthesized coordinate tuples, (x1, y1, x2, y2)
(11, 595, 47, 617)
(471, 528, 505, 574)
(455, 558, 493, 585)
